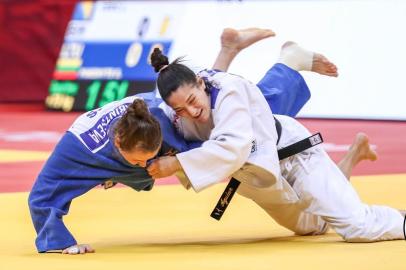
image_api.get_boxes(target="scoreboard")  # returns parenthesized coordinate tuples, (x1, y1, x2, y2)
(46, 1, 177, 111)
(45, 0, 406, 119)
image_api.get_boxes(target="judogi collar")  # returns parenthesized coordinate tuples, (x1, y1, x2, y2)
(198, 69, 222, 109)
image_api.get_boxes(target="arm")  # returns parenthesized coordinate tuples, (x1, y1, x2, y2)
(28, 174, 99, 253)
(256, 63, 311, 117)
(150, 82, 254, 192)
(28, 136, 101, 254)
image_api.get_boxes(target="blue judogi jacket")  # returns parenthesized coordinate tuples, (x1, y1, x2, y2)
(28, 63, 310, 252)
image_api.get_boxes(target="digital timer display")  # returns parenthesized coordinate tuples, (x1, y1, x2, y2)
(46, 1, 174, 112)
(46, 80, 156, 112)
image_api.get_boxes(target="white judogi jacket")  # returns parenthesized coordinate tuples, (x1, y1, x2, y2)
(160, 70, 298, 203)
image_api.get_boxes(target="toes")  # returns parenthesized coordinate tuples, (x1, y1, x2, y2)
(327, 72, 339, 77)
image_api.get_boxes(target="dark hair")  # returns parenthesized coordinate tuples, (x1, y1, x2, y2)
(150, 48, 197, 101)
(115, 99, 162, 152)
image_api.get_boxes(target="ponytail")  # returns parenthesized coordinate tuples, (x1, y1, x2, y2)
(150, 48, 197, 102)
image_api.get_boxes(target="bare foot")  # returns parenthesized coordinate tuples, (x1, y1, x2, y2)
(349, 132, 378, 164)
(221, 27, 275, 52)
(312, 53, 338, 77)
(212, 27, 275, 71)
(280, 41, 338, 77)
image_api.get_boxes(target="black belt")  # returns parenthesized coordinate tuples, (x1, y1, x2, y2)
(210, 124, 323, 221)
(274, 116, 282, 145)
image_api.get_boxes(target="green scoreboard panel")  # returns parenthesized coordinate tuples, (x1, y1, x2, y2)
(46, 1, 174, 111)
(46, 80, 156, 112)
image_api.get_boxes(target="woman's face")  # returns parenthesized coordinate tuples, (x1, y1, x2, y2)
(114, 138, 160, 167)
(166, 77, 211, 123)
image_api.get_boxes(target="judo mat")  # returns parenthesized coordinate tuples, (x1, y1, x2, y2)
(1, 176, 406, 270)
(1, 107, 406, 269)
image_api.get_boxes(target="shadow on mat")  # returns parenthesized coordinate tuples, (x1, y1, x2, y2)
(95, 233, 348, 253)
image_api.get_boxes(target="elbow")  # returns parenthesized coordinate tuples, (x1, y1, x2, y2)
(28, 190, 37, 210)
(214, 135, 253, 167)
(227, 138, 252, 171)
(28, 182, 49, 213)
(28, 180, 43, 208)
(28, 191, 43, 215)
(238, 138, 253, 163)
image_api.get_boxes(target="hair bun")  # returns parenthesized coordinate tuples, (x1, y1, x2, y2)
(126, 99, 149, 118)
(115, 98, 162, 152)
(150, 48, 169, 73)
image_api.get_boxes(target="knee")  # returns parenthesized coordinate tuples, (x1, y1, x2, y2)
(338, 228, 376, 243)
(337, 224, 394, 243)
(334, 222, 396, 243)
(293, 222, 329, 236)
(332, 208, 404, 242)
(292, 213, 329, 236)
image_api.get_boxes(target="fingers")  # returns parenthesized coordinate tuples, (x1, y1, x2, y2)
(83, 244, 95, 253)
(147, 159, 167, 179)
(62, 244, 95, 255)
(63, 246, 79, 254)
(78, 245, 86, 254)
(146, 161, 159, 177)
(147, 157, 177, 179)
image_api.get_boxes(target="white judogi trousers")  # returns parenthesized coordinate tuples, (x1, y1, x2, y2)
(238, 115, 404, 242)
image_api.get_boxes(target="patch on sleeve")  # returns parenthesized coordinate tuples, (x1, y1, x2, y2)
(251, 139, 257, 153)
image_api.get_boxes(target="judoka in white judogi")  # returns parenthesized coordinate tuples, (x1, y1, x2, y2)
(159, 66, 404, 242)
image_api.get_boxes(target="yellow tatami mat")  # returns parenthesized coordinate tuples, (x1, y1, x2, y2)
(0, 150, 50, 162)
(1, 174, 406, 270)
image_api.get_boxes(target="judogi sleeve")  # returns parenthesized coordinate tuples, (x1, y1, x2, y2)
(28, 142, 101, 252)
(28, 176, 99, 252)
(256, 63, 311, 117)
(176, 84, 253, 192)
